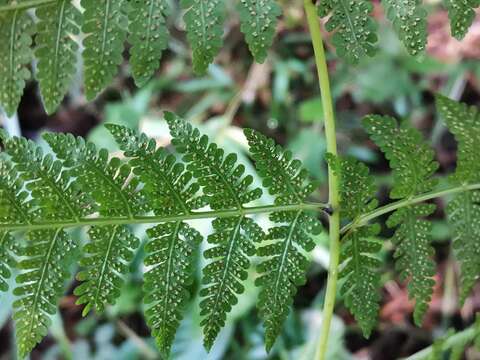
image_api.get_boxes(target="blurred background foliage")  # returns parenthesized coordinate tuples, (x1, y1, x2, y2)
(1, 0, 480, 359)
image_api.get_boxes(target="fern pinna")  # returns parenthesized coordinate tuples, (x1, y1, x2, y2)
(1, 96, 480, 358)
(2, 0, 480, 116)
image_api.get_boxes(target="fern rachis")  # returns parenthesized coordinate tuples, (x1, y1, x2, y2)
(1, 95, 480, 356)
(1, 0, 480, 115)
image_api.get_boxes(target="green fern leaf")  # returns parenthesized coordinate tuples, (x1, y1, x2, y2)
(0, 231, 15, 292)
(14, 229, 78, 358)
(382, 0, 427, 55)
(128, 0, 170, 87)
(166, 113, 264, 350)
(35, 0, 81, 114)
(363, 115, 438, 324)
(328, 155, 382, 338)
(181, 0, 225, 74)
(444, 0, 480, 39)
(244, 129, 322, 351)
(81, 0, 128, 100)
(237, 0, 281, 63)
(386, 204, 436, 324)
(436, 95, 480, 184)
(436, 95, 480, 302)
(107, 124, 208, 355)
(43, 133, 147, 314)
(318, 0, 377, 63)
(74, 225, 139, 316)
(447, 192, 480, 303)
(144, 222, 202, 356)
(0, 5, 34, 116)
(200, 216, 264, 350)
(0, 135, 88, 357)
(0, 162, 26, 292)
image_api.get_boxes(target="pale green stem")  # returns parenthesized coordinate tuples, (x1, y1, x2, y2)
(404, 324, 478, 360)
(0, 0, 56, 12)
(303, 1, 341, 359)
(341, 183, 480, 235)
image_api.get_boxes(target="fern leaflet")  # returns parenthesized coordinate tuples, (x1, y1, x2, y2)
(81, 0, 128, 100)
(128, 0, 170, 87)
(444, 0, 480, 39)
(0, 134, 87, 357)
(363, 115, 438, 324)
(43, 133, 146, 315)
(382, 0, 427, 56)
(317, 0, 378, 63)
(0, 162, 26, 292)
(166, 113, 264, 350)
(237, 0, 281, 63)
(328, 155, 382, 338)
(244, 129, 322, 351)
(437, 95, 480, 302)
(181, 0, 225, 74)
(35, 0, 81, 114)
(107, 124, 207, 355)
(0, 3, 34, 116)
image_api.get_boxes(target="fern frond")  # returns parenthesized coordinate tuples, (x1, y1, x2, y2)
(128, 0, 170, 87)
(144, 222, 202, 356)
(74, 225, 139, 316)
(237, 0, 281, 63)
(444, 0, 480, 39)
(244, 129, 322, 351)
(328, 155, 382, 338)
(14, 229, 77, 358)
(35, 0, 81, 114)
(0, 231, 15, 292)
(181, 0, 225, 74)
(0, 161, 28, 292)
(200, 216, 264, 350)
(43, 133, 146, 313)
(386, 204, 436, 323)
(363, 115, 438, 324)
(447, 192, 480, 303)
(81, 0, 128, 100)
(166, 113, 264, 349)
(382, 0, 427, 56)
(318, 0, 377, 63)
(436, 95, 480, 184)
(0, 135, 87, 357)
(341, 226, 382, 336)
(107, 124, 208, 354)
(0, 5, 34, 116)
(437, 95, 480, 302)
